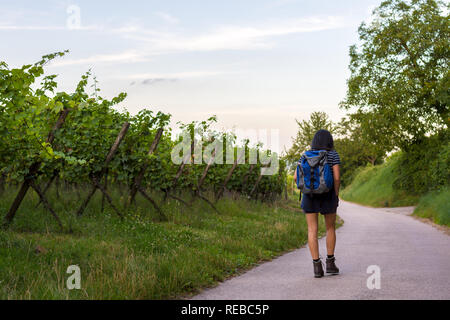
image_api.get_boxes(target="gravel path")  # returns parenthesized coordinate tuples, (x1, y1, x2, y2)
(192, 200, 450, 300)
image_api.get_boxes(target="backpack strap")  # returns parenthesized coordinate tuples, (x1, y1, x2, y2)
(310, 166, 315, 193)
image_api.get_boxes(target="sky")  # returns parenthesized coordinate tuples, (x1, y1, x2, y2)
(0, 0, 381, 153)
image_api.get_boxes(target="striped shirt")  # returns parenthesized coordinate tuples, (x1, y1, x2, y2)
(325, 150, 341, 167)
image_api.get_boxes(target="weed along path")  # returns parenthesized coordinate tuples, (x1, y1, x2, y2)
(192, 201, 450, 300)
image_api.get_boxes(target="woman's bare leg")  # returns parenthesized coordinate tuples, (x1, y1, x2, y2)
(324, 213, 337, 256)
(305, 213, 319, 260)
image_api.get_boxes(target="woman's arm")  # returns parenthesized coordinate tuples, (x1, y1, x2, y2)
(332, 164, 340, 196)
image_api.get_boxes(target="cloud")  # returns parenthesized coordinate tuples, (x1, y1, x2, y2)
(125, 71, 227, 79)
(0, 23, 103, 32)
(125, 70, 227, 85)
(0, 25, 65, 31)
(265, 0, 301, 9)
(33, 15, 345, 68)
(154, 12, 179, 24)
(123, 16, 345, 53)
(48, 50, 148, 67)
(136, 78, 178, 86)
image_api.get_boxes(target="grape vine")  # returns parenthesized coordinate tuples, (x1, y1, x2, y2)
(0, 52, 287, 226)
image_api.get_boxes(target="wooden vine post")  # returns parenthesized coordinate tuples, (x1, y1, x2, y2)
(128, 128, 163, 204)
(215, 149, 245, 201)
(3, 109, 70, 229)
(76, 122, 130, 218)
(173, 140, 195, 186)
(162, 140, 195, 206)
(242, 164, 255, 188)
(249, 162, 272, 199)
(101, 169, 108, 213)
(249, 171, 264, 198)
(35, 169, 59, 209)
(127, 128, 167, 221)
(194, 143, 220, 213)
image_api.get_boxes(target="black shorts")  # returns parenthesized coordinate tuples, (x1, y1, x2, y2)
(301, 189, 339, 214)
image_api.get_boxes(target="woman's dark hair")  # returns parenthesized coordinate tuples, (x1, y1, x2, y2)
(311, 129, 334, 151)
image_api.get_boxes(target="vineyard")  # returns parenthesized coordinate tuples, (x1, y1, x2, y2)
(0, 52, 287, 230)
(0, 52, 306, 299)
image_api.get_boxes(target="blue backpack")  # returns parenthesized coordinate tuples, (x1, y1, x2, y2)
(296, 150, 333, 194)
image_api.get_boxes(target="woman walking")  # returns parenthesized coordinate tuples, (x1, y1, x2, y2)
(294, 129, 340, 278)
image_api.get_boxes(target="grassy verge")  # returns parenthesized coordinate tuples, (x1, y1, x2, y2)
(341, 154, 449, 228)
(413, 187, 450, 227)
(0, 185, 321, 299)
(340, 155, 419, 207)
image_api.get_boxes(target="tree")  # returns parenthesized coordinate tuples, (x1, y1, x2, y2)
(285, 111, 334, 164)
(341, 0, 449, 150)
(334, 118, 386, 186)
(335, 118, 386, 166)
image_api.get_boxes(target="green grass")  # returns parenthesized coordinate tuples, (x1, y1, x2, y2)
(413, 187, 450, 227)
(341, 153, 449, 228)
(0, 185, 321, 299)
(340, 155, 419, 207)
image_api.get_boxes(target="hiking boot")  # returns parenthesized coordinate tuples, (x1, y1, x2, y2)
(326, 256, 339, 275)
(313, 259, 324, 278)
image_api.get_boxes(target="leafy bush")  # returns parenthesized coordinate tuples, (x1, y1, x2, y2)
(393, 131, 450, 194)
